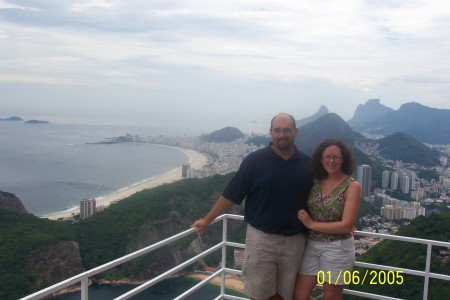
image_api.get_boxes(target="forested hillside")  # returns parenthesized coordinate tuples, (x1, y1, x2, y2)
(1, 175, 449, 299)
(349, 213, 450, 299)
(0, 174, 245, 299)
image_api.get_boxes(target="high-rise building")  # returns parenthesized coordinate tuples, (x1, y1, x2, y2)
(381, 205, 395, 219)
(390, 172, 399, 190)
(409, 173, 417, 191)
(382, 170, 390, 189)
(357, 164, 372, 197)
(401, 175, 410, 194)
(403, 207, 416, 220)
(374, 194, 386, 208)
(411, 191, 419, 201)
(182, 164, 190, 177)
(234, 249, 245, 268)
(417, 187, 425, 199)
(80, 198, 96, 219)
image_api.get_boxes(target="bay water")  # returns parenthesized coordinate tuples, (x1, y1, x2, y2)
(52, 277, 241, 300)
(0, 122, 190, 216)
(0, 122, 246, 299)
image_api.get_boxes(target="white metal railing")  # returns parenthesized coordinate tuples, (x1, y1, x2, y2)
(20, 214, 450, 300)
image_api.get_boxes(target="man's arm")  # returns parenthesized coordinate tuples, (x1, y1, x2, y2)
(191, 196, 234, 232)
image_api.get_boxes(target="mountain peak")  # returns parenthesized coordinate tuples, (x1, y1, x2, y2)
(347, 99, 393, 126)
(296, 113, 362, 154)
(296, 105, 329, 127)
(200, 126, 244, 142)
(350, 101, 450, 143)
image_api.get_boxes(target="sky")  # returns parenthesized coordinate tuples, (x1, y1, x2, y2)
(1, 0, 449, 134)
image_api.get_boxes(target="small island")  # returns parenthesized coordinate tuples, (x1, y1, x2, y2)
(24, 120, 50, 124)
(0, 116, 23, 122)
(0, 116, 50, 124)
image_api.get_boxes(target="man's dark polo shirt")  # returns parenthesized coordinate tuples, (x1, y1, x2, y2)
(223, 144, 313, 235)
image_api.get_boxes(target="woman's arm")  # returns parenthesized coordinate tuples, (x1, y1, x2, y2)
(298, 181, 361, 234)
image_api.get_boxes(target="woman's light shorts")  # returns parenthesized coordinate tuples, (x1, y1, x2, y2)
(299, 236, 355, 285)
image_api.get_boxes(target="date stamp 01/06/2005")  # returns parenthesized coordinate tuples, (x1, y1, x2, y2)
(317, 270, 404, 285)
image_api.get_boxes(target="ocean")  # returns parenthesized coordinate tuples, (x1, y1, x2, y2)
(0, 122, 190, 216)
(53, 277, 247, 300)
(52, 277, 246, 300)
(1, 122, 247, 299)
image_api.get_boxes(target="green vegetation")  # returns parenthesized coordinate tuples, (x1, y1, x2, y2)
(0, 174, 246, 299)
(385, 189, 414, 202)
(2, 174, 449, 300)
(74, 174, 239, 278)
(0, 208, 76, 299)
(349, 212, 450, 299)
(378, 132, 441, 167)
(358, 199, 379, 218)
(417, 169, 440, 181)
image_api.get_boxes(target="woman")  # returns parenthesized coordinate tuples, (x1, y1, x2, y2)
(294, 139, 361, 300)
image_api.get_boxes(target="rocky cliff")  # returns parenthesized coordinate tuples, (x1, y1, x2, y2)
(0, 191, 28, 213)
(26, 241, 85, 292)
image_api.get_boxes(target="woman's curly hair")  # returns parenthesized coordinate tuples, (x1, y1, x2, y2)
(310, 139, 356, 180)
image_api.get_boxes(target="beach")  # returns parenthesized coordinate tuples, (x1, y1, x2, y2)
(44, 147, 209, 220)
(187, 273, 245, 293)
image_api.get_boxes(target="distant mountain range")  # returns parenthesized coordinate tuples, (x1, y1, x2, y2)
(206, 112, 442, 171)
(3, 98, 449, 143)
(296, 99, 450, 144)
(348, 100, 450, 144)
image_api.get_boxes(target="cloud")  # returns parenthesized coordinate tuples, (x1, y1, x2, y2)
(0, 0, 449, 132)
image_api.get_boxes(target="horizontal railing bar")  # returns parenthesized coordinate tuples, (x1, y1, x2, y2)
(315, 284, 403, 300)
(20, 226, 204, 300)
(225, 241, 245, 249)
(20, 272, 90, 299)
(354, 230, 450, 247)
(224, 267, 243, 276)
(343, 288, 403, 300)
(224, 214, 245, 221)
(428, 272, 450, 281)
(114, 242, 225, 300)
(173, 269, 224, 300)
(176, 267, 249, 300)
(355, 261, 450, 281)
(223, 295, 249, 300)
(19, 214, 450, 300)
(355, 261, 427, 277)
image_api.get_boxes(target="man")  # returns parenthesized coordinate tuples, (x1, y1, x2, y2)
(191, 113, 313, 300)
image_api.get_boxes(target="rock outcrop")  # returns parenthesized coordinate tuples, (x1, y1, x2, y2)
(0, 191, 28, 213)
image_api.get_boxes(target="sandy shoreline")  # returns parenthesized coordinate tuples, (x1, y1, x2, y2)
(43, 147, 209, 220)
(187, 273, 245, 293)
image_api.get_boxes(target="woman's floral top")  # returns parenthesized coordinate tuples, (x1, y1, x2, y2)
(307, 176, 355, 242)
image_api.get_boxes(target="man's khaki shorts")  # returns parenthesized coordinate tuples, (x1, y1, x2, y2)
(243, 224, 306, 300)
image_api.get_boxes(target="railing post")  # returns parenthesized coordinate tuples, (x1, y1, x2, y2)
(81, 277, 88, 300)
(423, 243, 432, 300)
(221, 215, 228, 297)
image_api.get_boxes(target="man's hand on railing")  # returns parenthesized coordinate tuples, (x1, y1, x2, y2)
(191, 196, 234, 232)
(191, 218, 210, 232)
